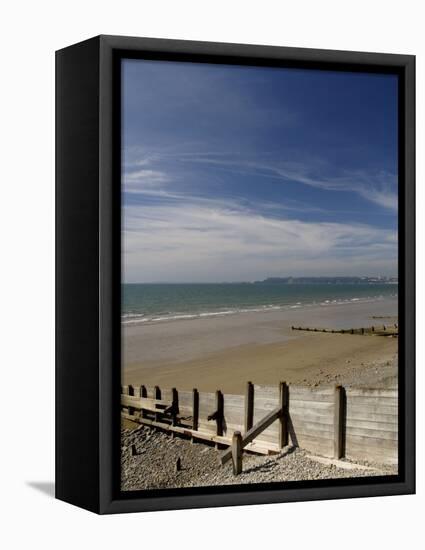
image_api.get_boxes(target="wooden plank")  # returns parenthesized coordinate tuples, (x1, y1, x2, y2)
(245, 441, 280, 455)
(334, 385, 344, 459)
(345, 441, 398, 464)
(345, 411, 398, 423)
(290, 404, 334, 419)
(121, 385, 130, 415)
(346, 388, 398, 398)
(139, 385, 147, 417)
(253, 398, 281, 411)
(289, 421, 335, 436)
(144, 386, 155, 398)
(178, 390, 193, 417)
(161, 388, 172, 402)
(289, 393, 334, 403)
(346, 442, 398, 463)
(345, 440, 398, 454)
(120, 394, 170, 409)
(290, 386, 335, 396)
(289, 399, 335, 410)
(220, 407, 281, 465)
(154, 386, 161, 421)
(244, 381, 254, 433)
(345, 426, 398, 441)
(346, 403, 398, 416)
(345, 418, 398, 431)
(223, 393, 244, 437)
(130, 385, 141, 397)
(345, 396, 398, 406)
(253, 385, 280, 444)
(290, 413, 334, 426)
(253, 384, 279, 395)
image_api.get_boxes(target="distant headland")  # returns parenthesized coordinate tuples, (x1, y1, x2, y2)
(253, 276, 398, 284)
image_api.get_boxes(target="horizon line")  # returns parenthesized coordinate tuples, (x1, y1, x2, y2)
(123, 276, 399, 285)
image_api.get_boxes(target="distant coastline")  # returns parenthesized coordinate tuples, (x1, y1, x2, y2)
(253, 276, 398, 285)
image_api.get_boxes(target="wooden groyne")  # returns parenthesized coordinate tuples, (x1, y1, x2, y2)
(291, 324, 398, 336)
(121, 382, 398, 474)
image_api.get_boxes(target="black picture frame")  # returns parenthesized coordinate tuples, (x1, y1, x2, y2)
(56, 35, 415, 514)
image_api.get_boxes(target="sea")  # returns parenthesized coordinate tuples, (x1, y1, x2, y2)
(122, 283, 397, 326)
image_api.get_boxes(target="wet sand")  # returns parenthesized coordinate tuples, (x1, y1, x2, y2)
(122, 297, 398, 393)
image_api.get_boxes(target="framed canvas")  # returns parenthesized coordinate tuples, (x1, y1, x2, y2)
(56, 35, 415, 514)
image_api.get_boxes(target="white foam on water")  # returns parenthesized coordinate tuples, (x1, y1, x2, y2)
(122, 293, 397, 326)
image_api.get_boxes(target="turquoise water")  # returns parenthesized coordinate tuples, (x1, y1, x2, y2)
(122, 283, 397, 325)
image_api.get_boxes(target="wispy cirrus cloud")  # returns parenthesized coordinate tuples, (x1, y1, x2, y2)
(123, 144, 397, 212)
(123, 198, 397, 282)
(173, 153, 398, 212)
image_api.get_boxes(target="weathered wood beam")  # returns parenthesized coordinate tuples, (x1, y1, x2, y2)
(192, 388, 199, 432)
(171, 388, 178, 431)
(279, 381, 288, 448)
(244, 381, 254, 433)
(232, 431, 243, 475)
(121, 394, 170, 410)
(334, 385, 344, 459)
(220, 407, 281, 465)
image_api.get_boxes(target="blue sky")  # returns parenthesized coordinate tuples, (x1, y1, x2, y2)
(122, 59, 398, 283)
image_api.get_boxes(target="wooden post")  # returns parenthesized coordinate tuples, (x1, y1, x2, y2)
(171, 387, 179, 430)
(279, 382, 288, 448)
(192, 388, 199, 430)
(154, 385, 161, 421)
(334, 385, 344, 459)
(244, 381, 254, 433)
(140, 385, 147, 418)
(232, 431, 243, 475)
(215, 390, 224, 448)
(191, 388, 199, 443)
(216, 390, 224, 436)
(128, 385, 135, 416)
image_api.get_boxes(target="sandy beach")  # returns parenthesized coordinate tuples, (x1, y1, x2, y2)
(122, 297, 398, 393)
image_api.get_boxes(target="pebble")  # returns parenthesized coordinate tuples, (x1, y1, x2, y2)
(120, 426, 396, 491)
